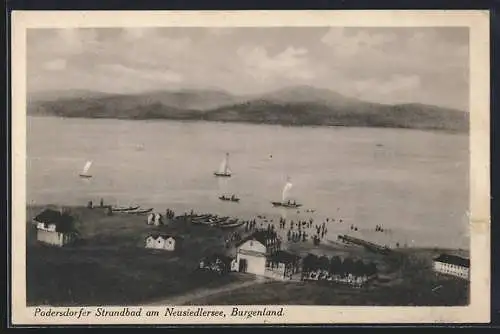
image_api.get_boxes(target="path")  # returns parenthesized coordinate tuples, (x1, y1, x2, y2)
(146, 275, 269, 306)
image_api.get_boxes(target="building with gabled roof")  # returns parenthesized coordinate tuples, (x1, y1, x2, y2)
(33, 208, 78, 247)
(145, 234, 181, 251)
(234, 230, 282, 276)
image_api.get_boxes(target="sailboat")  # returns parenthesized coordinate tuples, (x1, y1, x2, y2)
(271, 177, 302, 208)
(214, 153, 232, 177)
(79, 160, 93, 178)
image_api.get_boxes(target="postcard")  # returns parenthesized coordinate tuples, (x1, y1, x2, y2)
(10, 10, 490, 325)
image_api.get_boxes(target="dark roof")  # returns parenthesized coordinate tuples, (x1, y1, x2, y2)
(236, 230, 278, 248)
(146, 234, 179, 240)
(33, 208, 76, 233)
(267, 250, 300, 264)
(434, 254, 470, 268)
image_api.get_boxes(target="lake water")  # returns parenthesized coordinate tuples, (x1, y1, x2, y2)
(27, 116, 470, 250)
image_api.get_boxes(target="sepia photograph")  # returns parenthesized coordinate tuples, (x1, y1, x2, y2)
(11, 10, 490, 324)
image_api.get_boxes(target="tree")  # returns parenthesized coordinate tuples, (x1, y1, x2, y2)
(342, 258, 355, 277)
(318, 256, 330, 271)
(353, 259, 366, 277)
(302, 253, 318, 272)
(329, 256, 342, 275)
(366, 262, 378, 277)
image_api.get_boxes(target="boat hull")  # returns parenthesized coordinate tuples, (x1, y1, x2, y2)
(79, 174, 92, 178)
(271, 201, 302, 208)
(214, 172, 231, 177)
(112, 205, 140, 212)
(126, 208, 153, 214)
(219, 197, 240, 202)
(218, 221, 245, 228)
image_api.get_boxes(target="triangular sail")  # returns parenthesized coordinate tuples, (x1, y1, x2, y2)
(82, 161, 92, 175)
(282, 180, 293, 202)
(217, 153, 231, 175)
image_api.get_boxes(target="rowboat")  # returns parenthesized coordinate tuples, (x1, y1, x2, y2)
(111, 205, 141, 212)
(126, 208, 153, 214)
(271, 177, 302, 208)
(218, 220, 245, 229)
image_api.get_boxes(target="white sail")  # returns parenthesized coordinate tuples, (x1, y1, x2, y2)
(82, 161, 92, 175)
(217, 153, 231, 175)
(282, 181, 293, 202)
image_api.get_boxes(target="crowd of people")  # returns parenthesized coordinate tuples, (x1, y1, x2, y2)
(165, 209, 176, 220)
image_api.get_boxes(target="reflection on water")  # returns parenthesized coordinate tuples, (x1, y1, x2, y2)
(27, 116, 469, 249)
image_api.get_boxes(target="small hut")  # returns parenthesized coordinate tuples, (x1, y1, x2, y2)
(145, 234, 181, 251)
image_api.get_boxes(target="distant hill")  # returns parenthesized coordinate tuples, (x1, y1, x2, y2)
(27, 86, 469, 132)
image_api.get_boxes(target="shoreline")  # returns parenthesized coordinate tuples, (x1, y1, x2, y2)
(26, 203, 470, 256)
(27, 114, 469, 135)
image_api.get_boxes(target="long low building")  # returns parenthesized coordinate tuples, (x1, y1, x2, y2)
(433, 253, 470, 280)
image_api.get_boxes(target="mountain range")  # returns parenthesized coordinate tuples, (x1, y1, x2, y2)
(27, 85, 469, 132)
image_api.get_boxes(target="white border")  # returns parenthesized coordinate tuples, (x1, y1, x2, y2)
(11, 10, 491, 325)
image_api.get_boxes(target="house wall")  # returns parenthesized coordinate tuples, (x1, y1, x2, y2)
(36, 223, 56, 232)
(235, 240, 267, 276)
(164, 238, 176, 251)
(433, 261, 469, 280)
(37, 229, 73, 246)
(237, 252, 266, 276)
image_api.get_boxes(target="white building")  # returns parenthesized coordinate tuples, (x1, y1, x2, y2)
(145, 234, 180, 251)
(235, 239, 267, 276)
(33, 208, 78, 247)
(234, 230, 282, 276)
(433, 254, 470, 280)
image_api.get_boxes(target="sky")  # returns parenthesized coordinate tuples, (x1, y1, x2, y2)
(27, 27, 469, 110)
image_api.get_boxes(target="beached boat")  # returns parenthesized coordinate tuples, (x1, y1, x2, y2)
(218, 220, 245, 228)
(126, 208, 153, 214)
(191, 215, 216, 225)
(271, 177, 302, 208)
(214, 153, 232, 177)
(111, 205, 140, 212)
(79, 160, 93, 178)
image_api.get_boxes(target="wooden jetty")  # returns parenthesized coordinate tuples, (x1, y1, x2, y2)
(338, 234, 392, 255)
